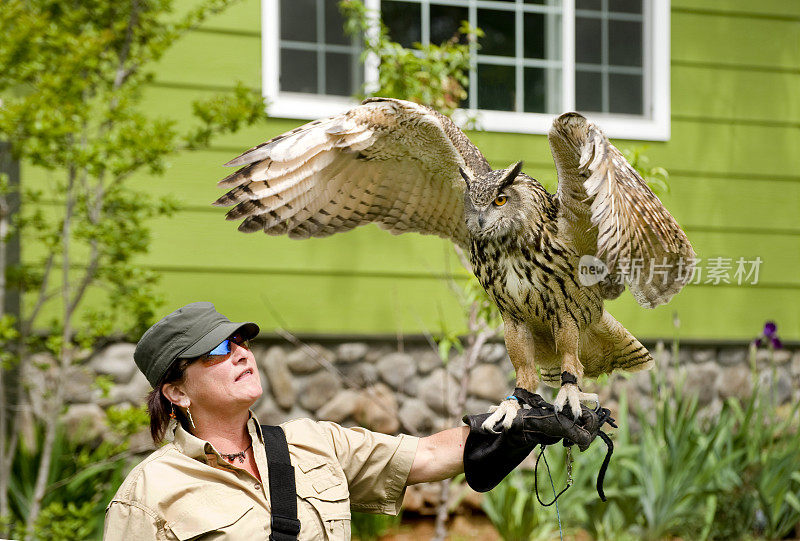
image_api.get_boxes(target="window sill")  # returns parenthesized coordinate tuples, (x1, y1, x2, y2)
(266, 93, 671, 142)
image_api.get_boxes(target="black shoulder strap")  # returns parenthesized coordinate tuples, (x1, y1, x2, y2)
(261, 425, 301, 541)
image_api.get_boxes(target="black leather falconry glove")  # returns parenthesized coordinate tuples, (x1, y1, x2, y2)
(462, 388, 614, 493)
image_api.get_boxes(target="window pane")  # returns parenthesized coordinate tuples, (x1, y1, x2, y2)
(429, 4, 468, 44)
(281, 49, 318, 93)
(608, 20, 642, 67)
(609, 0, 642, 14)
(325, 0, 349, 45)
(478, 10, 516, 57)
(575, 17, 601, 64)
(478, 64, 515, 111)
(326, 53, 353, 96)
(609, 73, 643, 114)
(523, 13, 545, 59)
(575, 70, 602, 112)
(576, 0, 601, 10)
(281, 0, 316, 42)
(382, 1, 421, 48)
(523, 68, 546, 113)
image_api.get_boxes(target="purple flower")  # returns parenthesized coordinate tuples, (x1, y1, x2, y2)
(754, 321, 782, 350)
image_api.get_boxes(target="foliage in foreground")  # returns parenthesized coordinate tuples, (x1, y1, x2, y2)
(8, 405, 147, 540)
(483, 349, 800, 541)
(0, 0, 268, 534)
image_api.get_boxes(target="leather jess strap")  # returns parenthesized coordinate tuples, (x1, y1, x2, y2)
(261, 425, 301, 540)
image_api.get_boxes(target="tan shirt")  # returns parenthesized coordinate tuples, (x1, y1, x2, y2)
(104, 415, 419, 540)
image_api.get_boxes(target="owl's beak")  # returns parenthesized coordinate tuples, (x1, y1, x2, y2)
(478, 214, 485, 228)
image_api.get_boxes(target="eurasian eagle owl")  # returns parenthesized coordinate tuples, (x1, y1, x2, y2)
(214, 98, 695, 431)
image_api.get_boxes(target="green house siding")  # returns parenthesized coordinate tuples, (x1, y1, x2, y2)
(22, 0, 800, 340)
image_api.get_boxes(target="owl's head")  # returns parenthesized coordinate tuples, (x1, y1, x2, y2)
(460, 161, 532, 239)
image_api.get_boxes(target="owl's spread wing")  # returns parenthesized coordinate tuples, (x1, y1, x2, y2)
(549, 112, 696, 308)
(214, 97, 490, 248)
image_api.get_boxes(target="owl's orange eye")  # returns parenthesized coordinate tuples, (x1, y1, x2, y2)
(494, 195, 508, 206)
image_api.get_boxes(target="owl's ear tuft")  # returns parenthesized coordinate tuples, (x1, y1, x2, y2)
(459, 166, 472, 190)
(499, 161, 524, 190)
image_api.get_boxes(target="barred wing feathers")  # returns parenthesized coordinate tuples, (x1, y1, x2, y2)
(214, 98, 490, 248)
(549, 112, 696, 308)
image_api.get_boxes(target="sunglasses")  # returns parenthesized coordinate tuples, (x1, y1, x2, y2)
(203, 335, 250, 358)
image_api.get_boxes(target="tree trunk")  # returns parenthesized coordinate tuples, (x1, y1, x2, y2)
(25, 164, 77, 534)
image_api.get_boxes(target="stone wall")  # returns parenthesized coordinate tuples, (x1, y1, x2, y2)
(42, 338, 800, 513)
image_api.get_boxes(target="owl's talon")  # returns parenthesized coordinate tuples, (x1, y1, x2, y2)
(481, 398, 521, 433)
(554, 384, 599, 421)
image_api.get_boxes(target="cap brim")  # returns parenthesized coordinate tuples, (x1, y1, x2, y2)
(180, 321, 259, 358)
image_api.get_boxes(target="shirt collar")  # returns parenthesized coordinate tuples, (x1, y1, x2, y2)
(172, 410, 265, 463)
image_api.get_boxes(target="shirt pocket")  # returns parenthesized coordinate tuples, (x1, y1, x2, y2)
(166, 492, 257, 540)
(296, 459, 350, 540)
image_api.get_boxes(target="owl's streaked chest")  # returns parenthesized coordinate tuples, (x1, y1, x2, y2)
(469, 233, 600, 326)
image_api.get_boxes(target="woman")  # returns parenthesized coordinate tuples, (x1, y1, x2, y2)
(103, 302, 468, 540)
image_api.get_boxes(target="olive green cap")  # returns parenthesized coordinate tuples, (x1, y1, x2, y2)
(134, 302, 259, 387)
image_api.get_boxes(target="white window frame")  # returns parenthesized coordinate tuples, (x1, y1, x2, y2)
(262, 0, 670, 141)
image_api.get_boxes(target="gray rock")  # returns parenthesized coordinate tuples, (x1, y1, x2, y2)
(416, 351, 442, 375)
(398, 398, 437, 435)
(376, 352, 417, 392)
(691, 348, 717, 364)
(317, 390, 358, 423)
(22, 353, 58, 416)
(90, 343, 137, 382)
(299, 370, 341, 411)
(792, 351, 800, 379)
(340, 363, 379, 388)
(718, 348, 747, 366)
(418, 368, 460, 416)
(354, 383, 399, 434)
(109, 370, 152, 405)
(253, 394, 282, 425)
(755, 348, 792, 367)
(465, 397, 494, 415)
(467, 364, 509, 401)
(758, 367, 793, 405)
(365, 345, 390, 364)
(717, 365, 753, 400)
(445, 354, 468, 379)
(64, 365, 97, 403)
(479, 343, 507, 364)
(259, 402, 312, 426)
(336, 342, 369, 364)
(260, 346, 295, 410)
(682, 362, 720, 406)
(62, 403, 106, 445)
(287, 344, 333, 374)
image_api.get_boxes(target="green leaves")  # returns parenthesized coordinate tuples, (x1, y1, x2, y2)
(0, 0, 269, 534)
(483, 359, 800, 540)
(339, 0, 482, 117)
(184, 82, 269, 150)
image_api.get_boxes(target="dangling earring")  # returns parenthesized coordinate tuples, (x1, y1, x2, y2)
(187, 407, 196, 430)
(169, 404, 176, 419)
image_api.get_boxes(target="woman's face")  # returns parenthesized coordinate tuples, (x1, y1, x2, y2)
(172, 334, 263, 414)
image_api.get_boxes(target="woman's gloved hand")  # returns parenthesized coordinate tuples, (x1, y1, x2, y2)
(462, 388, 614, 492)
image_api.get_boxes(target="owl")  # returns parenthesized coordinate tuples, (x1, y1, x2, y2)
(214, 98, 695, 431)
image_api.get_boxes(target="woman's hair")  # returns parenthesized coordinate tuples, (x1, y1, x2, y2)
(146, 357, 194, 443)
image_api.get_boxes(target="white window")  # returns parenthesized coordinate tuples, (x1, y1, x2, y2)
(262, 0, 670, 140)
